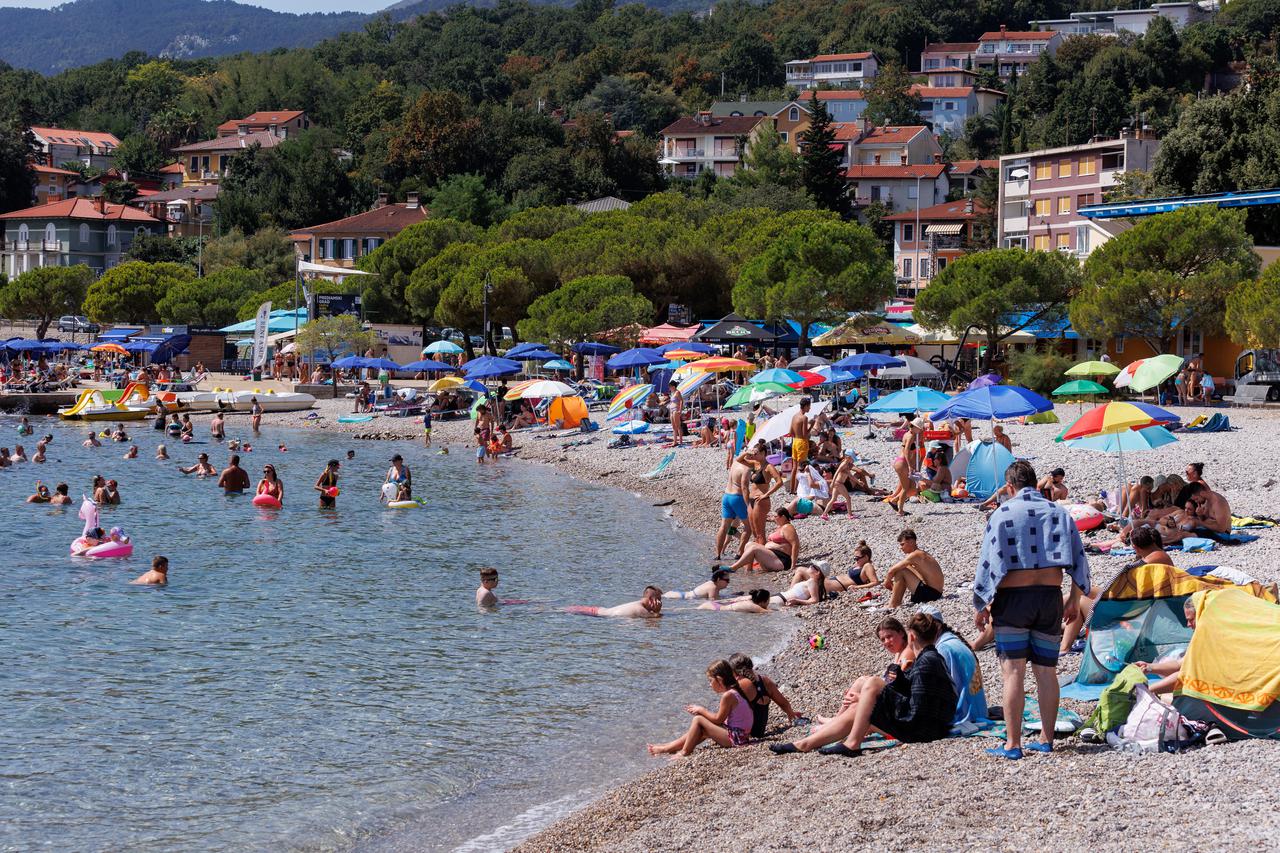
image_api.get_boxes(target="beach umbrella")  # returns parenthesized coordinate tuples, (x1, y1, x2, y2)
(519, 380, 578, 398)
(543, 358, 573, 371)
(1113, 359, 1145, 389)
(650, 359, 687, 372)
(506, 342, 551, 358)
(1128, 353, 1184, 393)
(607, 383, 653, 420)
(866, 386, 953, 414)
(1065, 359, 1120, 378)
(690, 357, 754, 372)
(462, 355, 522, 379)
(751, 367, 805, 385)
(424, 340, 464, 355)
(503, 379, 539, 400)
(725, 383, 794, 408)
(573, 342, 622, 356)
(1067, 425, 1179, 513)
(7, 339, 55, 352)
(400, 359, 455, 373)
(1059, 400, 1179, 441)
(930, 385, 1053, 421)
(656, 341, 714, 355)
(429, 376, 464, 392)
(877, 354, 941, 382)
(330, 355, 365, 370)
(968, 373, 1003, 390)
(91, 342, 129, 356)
(789, 371, 825, 390)
(755, 400, 831, 443)
(364, 357, 403, 371)
(606, 347, 667, 369)
(675, 370, 714, 397)
(816, 367, 860, 386)
(1052, 379, 1109, 397)
(788, 355, 830, 370)
(510, 348, 558, 362)
(462, 379, 488, 394)
(662, 348, 709, 361)
(833, 352, 904, 371)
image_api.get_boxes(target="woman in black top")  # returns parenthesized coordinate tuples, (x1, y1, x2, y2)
(729, 653, 803, 739)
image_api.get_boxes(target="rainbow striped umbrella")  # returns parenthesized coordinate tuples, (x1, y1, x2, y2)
(503, 379, 539, 401)
(692, 357, 754, 372)
(663, 348, 709, 361)
(607, 383, 653, 420)
(1059, 401, 1178, 441)
(676, 371, 713, 397)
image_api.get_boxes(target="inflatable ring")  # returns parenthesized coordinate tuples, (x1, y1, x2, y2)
(387, 500, 420, 509)
(1067, 503, 1104, 531)
(83, 541, 133, 559)
(252, 494, 282, 509)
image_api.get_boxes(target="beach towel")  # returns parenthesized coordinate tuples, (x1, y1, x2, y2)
(1232, 515, 1278, 530)
(936, 631, 990, 735)
(1193, 529, 1259, 545)
(1181, 588, 1280, 713)
(968, 698, 1078, 739)
(1103, 537, 1217, 557)
(735, 419, 746, 456)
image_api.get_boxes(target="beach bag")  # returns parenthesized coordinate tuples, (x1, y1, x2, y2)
(1109, 684, 1190, 753)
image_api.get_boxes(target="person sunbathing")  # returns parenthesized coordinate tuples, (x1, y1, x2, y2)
(1037, 468, 1069, 501)
(1158, 482, 1230, 544)
(697, 589, 772, 612)
(822, 541, 880, 593)
(646, 659, 755, 759)
(882, 529, 944, 606)
(729, 652, 804, 738)
(666, 569, 733, 600)
(727, 508, 800, 573)
(774, 564, 830, 607)
(567, 585, 663, 617)
(785, 463, 829, 518)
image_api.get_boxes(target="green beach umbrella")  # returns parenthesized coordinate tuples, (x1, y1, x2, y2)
(724, 382, 794, 408)
(1052, 379, 1109, 396)
(1129, 353, 1185, 393)
(1065, 360, 1120, 378)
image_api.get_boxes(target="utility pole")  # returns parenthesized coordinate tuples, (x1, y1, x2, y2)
(482, 271, 493, 355)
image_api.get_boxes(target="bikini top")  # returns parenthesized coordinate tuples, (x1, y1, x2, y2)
(750, 468, 767, 485)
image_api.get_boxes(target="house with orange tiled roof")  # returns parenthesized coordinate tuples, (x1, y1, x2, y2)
(975, 26, 1062, 78)
(29, 126, 120, 171)
(171, 132, 286, 187)
(216, 110, 313, 139)
(658, 112, 771, 178)
(884, 198, 990, 292)
(290, 192, 429, 270)
(0, 196, 163, 278)
(784, 51, 880, 89)
(831, 123, 950, 212)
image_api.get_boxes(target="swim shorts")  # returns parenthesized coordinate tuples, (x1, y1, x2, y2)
(910, 582, 943, 604)
(791, 438, 809, 463)
(796, 498, 814, 515)
(991, 585, 1063, 668)
(721, 492, 749, 520)
(727, 726, 750, 746)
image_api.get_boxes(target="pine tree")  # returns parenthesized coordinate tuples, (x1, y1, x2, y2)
(799, 96, 851, 218)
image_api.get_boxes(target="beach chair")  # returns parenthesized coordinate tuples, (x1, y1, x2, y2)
(641, 451, 676, 479)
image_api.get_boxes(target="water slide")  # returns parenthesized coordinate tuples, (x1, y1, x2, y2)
(58, 389, 109, 418)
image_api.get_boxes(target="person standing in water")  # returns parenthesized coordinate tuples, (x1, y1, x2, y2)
(256, 464, 284, 504)
(210, 411, 226, 442)
(217, 454, 251, 494)
(132, 555, 169, 585)
(314, 459, 340, 508)
(250, 397, 263, 433)
(476, 567, 500, 606)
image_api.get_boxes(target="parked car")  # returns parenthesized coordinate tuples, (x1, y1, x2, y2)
(58, 315, 100, 334)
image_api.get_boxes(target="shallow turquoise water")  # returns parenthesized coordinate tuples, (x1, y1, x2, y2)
(0, 417, 790, 851)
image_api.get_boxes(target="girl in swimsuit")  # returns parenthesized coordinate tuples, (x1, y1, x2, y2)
(827, 541, 880, 592)
(746, 456, 782, 546)
(729, 652, 804, 738)
(886, 422, 920, 516)
(646, 659, 756, 758)
(314, 459, 340, 507)
(698, 588, 772, 612)
(776, 564, 831, 607)
(257, 464, 284, 503)
(728, 507, 799, 572)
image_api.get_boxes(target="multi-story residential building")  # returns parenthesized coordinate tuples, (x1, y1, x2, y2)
(216, 110, 314, 139)
(1031, 2, 1209, 36)
(834, 122, 949, 211)
(802, 90, 866, 123)
(838, 122, 944, 169)
(710, 100, 811, 150)
(784, 52, 879, 89)
(171, 131, 285, 187)
(801, 76, 1003, 136)
(0, 196, 163, 278)
(31, 164, 81, 204)
(135, 184, 219, 239)
(290, 193, 429, 269)
(884, 198, 989, 292)
(920, 42, 979, 71)
(996, 128, 1160, 256)
(658, 112, 767, 177)
(975, 27, 1062, 79)
(28, 127, 120, 171)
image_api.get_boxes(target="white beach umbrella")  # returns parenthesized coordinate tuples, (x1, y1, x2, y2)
(754, 400, 831, 443)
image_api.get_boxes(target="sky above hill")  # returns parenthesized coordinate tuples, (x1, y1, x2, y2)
(0, 0, 372, 11)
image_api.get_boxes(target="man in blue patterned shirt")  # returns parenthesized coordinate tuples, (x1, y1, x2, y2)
(974, 459, 1091, 760)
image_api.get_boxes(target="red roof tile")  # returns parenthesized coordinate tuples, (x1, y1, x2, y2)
(29, 127, 120, 150)
(0, 197, 160, 223)
(802, 90, 865, 101)
(883, 198, 990, 220)
(948, 159, 998, 174)
(843, 164, 948, 179)
(32, 164, 80, 176)
(240, 110, 305, 125)
(912, 86, 975, 97)
(832, 124, 930, 143)
(810, 52, 874, 62)
(290, 203, 429, 237)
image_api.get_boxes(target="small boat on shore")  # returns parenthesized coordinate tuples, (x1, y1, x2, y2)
(58, 389, 152, 421)
(171, 389, 317, 413)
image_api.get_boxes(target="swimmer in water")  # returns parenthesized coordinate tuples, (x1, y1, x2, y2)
(665, 569, 734, 600)
(0, 448, 9, 468)
(476, 567, 500, 606)
(84, 431, 101, 448)
(111, 423, 128, 443)
(180, 453, 216, 477)
(17, 417, 32, 435)
(227, 439, 240, 451)
(278, 443, 288, 453)
(32, 440, 47, 463)
(103, 479, 121, 504)
(11, 444, 28, 462)
(155, 444, 169, 460)
(51, 482, 72, 505)
(123, 444, 138, 459)
(315, 459, 340, 507)
(567, 586, 664, 618)
(697, 589, 773, 613)
(346, 449, 356, 461)
(131, 555, 168, 586)
(210, 411, 226, 442)
(27, 481, 52, 503)
(218, 454, 251, 493)
(256, 464, 283, 504)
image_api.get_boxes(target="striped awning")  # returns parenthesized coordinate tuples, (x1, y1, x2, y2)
(925, 222, 964, 235)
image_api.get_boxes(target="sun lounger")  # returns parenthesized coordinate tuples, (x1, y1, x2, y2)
(641, 451, 676, 479)
(1221, 384, 1271, 407)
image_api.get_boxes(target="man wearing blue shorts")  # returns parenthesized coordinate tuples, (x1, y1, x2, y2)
(974, 460, 1090, 760)
(716, 454, 751, 560)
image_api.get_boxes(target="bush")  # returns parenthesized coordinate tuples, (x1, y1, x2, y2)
(1007, 348, 1077, 395)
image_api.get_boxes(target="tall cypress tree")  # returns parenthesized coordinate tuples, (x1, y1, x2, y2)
(800, 95, 851, 218)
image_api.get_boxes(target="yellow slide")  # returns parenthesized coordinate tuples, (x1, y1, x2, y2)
(58, 389, 108, 419)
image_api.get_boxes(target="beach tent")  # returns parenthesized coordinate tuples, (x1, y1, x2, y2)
(1065, 563, 1277, 700)
(1175, 587, 1280, 739)
(548, 395, 588, 428)
(955, 439, 1014, 500)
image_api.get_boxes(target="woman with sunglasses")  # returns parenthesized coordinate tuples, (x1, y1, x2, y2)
(256, 464, 284, 505)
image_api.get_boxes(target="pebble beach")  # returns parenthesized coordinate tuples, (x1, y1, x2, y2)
(255, 395, 1280, 850)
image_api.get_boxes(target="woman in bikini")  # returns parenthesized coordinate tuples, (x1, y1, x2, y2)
(746, 452, 782, 546)
(775, 563, 830, 607)
(886, 421, 920, 515)
(697, 589, 773, 613)
(728, 507, 800, 572)
(826, 541, 880, 593)
(257, 464, 284, 504)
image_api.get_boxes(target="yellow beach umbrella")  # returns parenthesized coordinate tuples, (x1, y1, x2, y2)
(429, 376, 464, 392)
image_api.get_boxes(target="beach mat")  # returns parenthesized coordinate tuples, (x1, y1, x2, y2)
(1233, 515, 1279, 530)
(963, 698, 1081, 739)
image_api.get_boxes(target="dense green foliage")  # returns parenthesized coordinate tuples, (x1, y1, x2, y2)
(1225, 262, 1280, 349)
(0, 264, 93, 339)
(82, 260, 195, 323)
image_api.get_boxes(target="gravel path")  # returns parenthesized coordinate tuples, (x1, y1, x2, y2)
(254, 397, 1280, 850)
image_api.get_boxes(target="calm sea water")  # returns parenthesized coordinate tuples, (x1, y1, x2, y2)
(0, 417, 792, 852)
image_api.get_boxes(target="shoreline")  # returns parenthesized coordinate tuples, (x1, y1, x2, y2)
(208, 397, 1280, 850)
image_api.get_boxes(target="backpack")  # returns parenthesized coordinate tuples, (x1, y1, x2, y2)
(1106, 684, 1190, 753)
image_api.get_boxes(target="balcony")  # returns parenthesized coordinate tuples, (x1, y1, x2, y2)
(668, 149, 705, 160)
(41, 240, 61, 251)
(1003, 216, 1028, 233)
(785, 70, 815, 86)
(1003, 178, 1029, 197)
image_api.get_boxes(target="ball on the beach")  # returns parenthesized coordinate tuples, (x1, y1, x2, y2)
(808, 634, 825, 650)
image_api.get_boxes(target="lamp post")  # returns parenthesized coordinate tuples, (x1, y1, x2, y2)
(191, 188, 205, 277)
(482, 272, 493, 355)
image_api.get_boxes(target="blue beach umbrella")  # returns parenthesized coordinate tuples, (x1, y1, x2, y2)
(463, 356, 522, 379)
(930, 385, 1052, 421)
(400, 359, 455, 373)
(606, 347, 667, 369)
(833, 352, 905, 371)
(330, 355, 365, 370)
(506, 341, 551, 358)
(1066, 424, 1178, 453)
(424, 340, 464, 355)
(543, 358, 573, 371)
(363, 357, 403, 371)
(656, 341, 714, 355)
(573, 342, 621, 356)
(510, 348, 558, 362)
(751, 367, 805, 385)
(462, 379, 489, 393)
(866, 386, 952, 414)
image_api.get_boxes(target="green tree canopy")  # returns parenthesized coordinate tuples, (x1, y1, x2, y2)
(799, 96, 850, 219)
(1225, 263, 1280, 349)
(428, 173, 509, 227)
(362, 218, 485, 324)
(0, 120, 34, 214)
(733, 220, 895, 348)
(863, 62, 924, 127)
(916, 248, 1082, 369)
(202, 227, 295, 282)
(517, 274, 652, 345)
(1071, 207, 1259, 353)
(295, 314, 377, 363)
(156, 267, 269, 328)
(126, 233, 201, 267)
(0, 264, 93, 338)
(83, 261, 195, 324)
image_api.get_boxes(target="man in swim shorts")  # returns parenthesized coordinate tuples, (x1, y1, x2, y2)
(973, 460, 1089, 760)
(717, 452, 751, 560)
(567, 585, 663, 617)
(787, 397, 812, 494)
(217, 454, 251, 494)
(882, 529, 945, 607)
